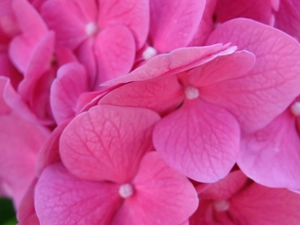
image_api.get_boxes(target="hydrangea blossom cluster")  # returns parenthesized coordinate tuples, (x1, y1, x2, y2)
(1, 0, 300, 224)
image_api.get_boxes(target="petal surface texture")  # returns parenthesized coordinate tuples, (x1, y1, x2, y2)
(238, 111, 300, 189)
(153, 99, 240, 182)
(149, 0, 205, 52)
(60, 105, 160, 183)
(112, 152, 199, 225)
(35, 163, 120, 225)
(206, 18, 300, 132)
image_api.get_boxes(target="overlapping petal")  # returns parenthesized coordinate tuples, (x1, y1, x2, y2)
(149, 0, 205, 52)
(2, 1, 300, 224)
(112, 152, 198, 225)
(230, 183, 300, 224)
(99, 75, 184, 115)
(0, 77, 49, 207)
(238, 111, 300, 189)
(94, 25, 135, 84)
(17, 31, 55, 125)
(198, 170, 248, 200)
(41, 0, 96, 49)
(9, 0, 47, 72)
(60, 105, 160, 183)
(179, 50, 255, 87)
(35, 163, 120, 225)
(191, 170, 300, 224)
(50, 62, 89, 125)
(189, 0, 217, 46)
(98, 0, 149, 49)
(101, 44, 235, 86)
(215, 0, 274, 25)
(274, 0, 300, 41)
(153, 99, 240, 182)
(206, 18, 300, 132)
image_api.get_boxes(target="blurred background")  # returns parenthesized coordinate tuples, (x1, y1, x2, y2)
(0, 198, 17, 225)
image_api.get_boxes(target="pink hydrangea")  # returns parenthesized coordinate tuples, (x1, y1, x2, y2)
(40, 0, 149, 85)
(1, 1, 300, 224)
(190, 170, 300, 225)
(98, 18, 300, 183)
(0, 77, 49, 208)
(238, 97, 300, 189)
(35, 105, 198, 225)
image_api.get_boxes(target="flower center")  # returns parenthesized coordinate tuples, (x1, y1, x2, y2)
(184, 86, 199, 100)
(290, 101, 300, 116)
(85, 22, 98, 36)
(142, 46, 157, 60)
(119, 183, 134, 198)
(213, 200, 230, 212)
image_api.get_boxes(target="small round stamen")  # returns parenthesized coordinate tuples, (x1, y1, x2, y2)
(119, 183, 134, 198)
(85, 22, 98, 36)
(214, 200, 230, 212)
(184, 86, 199, 100)
(290, 101, 300, 116)
(142, 46, 157, 60)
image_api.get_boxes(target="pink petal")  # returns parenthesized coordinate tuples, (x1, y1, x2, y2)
(55, 47, 78, 66)
(270, 0, 280, 10)
(60, 105, 160, 183)
(94, 25, 135, 84)
(35, 163, 120, 225)
(198, 170, 248, 200)
(99, 75, 184, 115)
(18, 31, 54, 100)
(17, 31, 56, 125)
(76, 89, 110, 114)
(189, 200, 218, 225)
(9, 35, 37, 73)
(0, 0, 19, 41)
(9, 0, 47, 72)
(18, 214, 39, 225)
(28, 0, 44, 11)
(76, 39, 97, 85)
(112, 152, 198, 225)
(153, 99, 240, 182)
(27, 68, 56, 125)
(206, 18, 300, 132)
(16, 179, 38, 225)
(36, 122, 68, 176)
(215, 0, 274, 25)
(50, 62, 89, 125)
(0, 78, 49, 207)
(179, 50, 255, 87)
(238, 110, 300, 189)
(0, 51, 22, 89)
(12, 0, 47, 35)
(101, 44, 234, 87)
(98, 0, 149, 49)
(75, 0, 98, 19)
(191, 200, 240, 225)
(190, 171, 248, 225)
(189, 0, 217, 46)
(41, 0, 96, 49)
(230, 184, 300, 224)
(0, 112, 43, 207)
(149, 0, 205, 52)
(0, 76, 40, 124)
(180, 221, 190, 225)
(274, 0, 300, 41)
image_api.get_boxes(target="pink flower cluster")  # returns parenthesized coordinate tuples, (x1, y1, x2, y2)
(1, 0, 300, 224)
